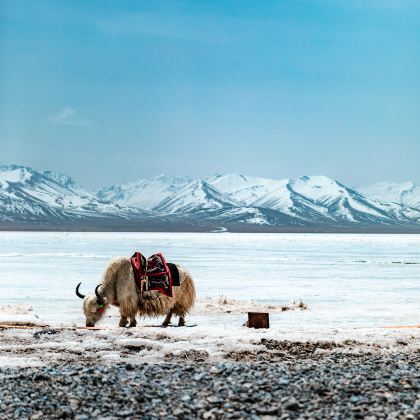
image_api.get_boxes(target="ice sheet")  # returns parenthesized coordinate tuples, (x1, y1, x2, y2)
(0, 232, 419, 329)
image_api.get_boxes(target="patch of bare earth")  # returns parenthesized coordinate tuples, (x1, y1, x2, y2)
(225, 339, 355, 362)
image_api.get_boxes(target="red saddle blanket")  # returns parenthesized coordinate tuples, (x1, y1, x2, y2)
(130, 252, 179, 297)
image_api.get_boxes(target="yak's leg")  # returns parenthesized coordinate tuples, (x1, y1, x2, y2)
(178, 315, 186, 327)
(128, 314, 137, 328)
(162, 310, 174, 327)
(120, 301, 137, 327)
(119, 316, 128, 327)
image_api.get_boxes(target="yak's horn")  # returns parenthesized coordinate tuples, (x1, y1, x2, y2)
(75, 282, 85, 299)
(95, 285, 105, 304)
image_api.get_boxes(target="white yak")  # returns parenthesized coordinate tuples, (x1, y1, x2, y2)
(75, 257, 196, 327)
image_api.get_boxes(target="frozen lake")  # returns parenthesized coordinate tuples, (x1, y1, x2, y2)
(0, 232, 419, 328)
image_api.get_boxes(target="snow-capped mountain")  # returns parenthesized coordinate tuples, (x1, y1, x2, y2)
(357, 182, 420, 210)
(156, 180, 240, 214)
(0, 165, 151, 225)
(101, 173, 420, 227)
(1, 165, 420, 230)
(98, 175, 192, 211)
(241, 175, 420, 226)
(205, 174, 279, 206)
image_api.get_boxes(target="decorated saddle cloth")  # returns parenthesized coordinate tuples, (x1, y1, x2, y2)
(130, 252, 180, 297)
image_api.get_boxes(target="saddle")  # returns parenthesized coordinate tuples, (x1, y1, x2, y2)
(130, 252, 180, 297)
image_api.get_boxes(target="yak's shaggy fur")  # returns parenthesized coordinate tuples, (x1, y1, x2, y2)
(83, 257, 196, 327)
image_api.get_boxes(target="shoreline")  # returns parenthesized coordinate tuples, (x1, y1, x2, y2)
(1, 322, 418, 366)
(2, 225, 420, 234)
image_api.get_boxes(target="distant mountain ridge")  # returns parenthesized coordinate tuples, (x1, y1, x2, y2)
(0, 164, 155, 226)
(100, 173, 420, 227)
(1, 164, 420, 231)
(357, 182, 420, 210)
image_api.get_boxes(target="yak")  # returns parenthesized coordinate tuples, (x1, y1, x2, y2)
(75, 257, 196, 328)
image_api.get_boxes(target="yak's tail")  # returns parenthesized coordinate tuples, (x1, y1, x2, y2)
(183, 273, 196, 310)
(172, 266, 196, 317)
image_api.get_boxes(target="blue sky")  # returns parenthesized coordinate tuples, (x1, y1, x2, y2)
(0, 0, 419, 188)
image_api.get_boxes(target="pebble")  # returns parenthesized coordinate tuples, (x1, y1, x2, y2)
(0, 351, 418, 419)
(209, 366, 223, 374)
(283, 399, 300, 411)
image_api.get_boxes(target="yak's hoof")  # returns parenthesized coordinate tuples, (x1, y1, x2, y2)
(178, 319, 185, 327)
(161, 322, 169, 328)
(119, 320, 128, 328)
(128, 322, 137, 328)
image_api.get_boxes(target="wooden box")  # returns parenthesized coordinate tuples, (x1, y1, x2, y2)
(247, 312, 269, 329)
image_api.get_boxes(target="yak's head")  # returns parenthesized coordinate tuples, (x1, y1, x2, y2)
(75, 283, 108, 327)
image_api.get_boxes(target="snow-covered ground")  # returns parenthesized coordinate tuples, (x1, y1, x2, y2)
(0, 232, 419, 367)
(1, 317, 419, 368)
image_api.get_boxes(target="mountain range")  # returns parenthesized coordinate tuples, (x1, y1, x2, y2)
(1, 164, 420, 232)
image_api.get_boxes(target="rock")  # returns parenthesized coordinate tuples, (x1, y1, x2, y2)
(283, 400, 300, 411)
(69, 399, 79, 410)
(58, 406, 73, 418)
(206, 396, 222, 404)
(119, 410, 134, 417)
(209, 366, 222, 374)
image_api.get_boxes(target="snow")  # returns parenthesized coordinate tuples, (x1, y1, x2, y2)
(358, 181, 420, 209)
(0, 165, 33, 184)
(194, 296, 292, 314)
(0, 303, 42, 326)
(156, 180, 238, 214)
(206, 174, 280, 206)
(251, 181, 293, 212)
(0, 302, 34, 315)
(0, 355, 44, 368)
(97, 175, 193, 211)
(290, 176, 342, 203)
(207, 174, 270, 193)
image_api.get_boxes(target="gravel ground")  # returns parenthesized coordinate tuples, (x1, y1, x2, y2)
(1, 350, 419, 419)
